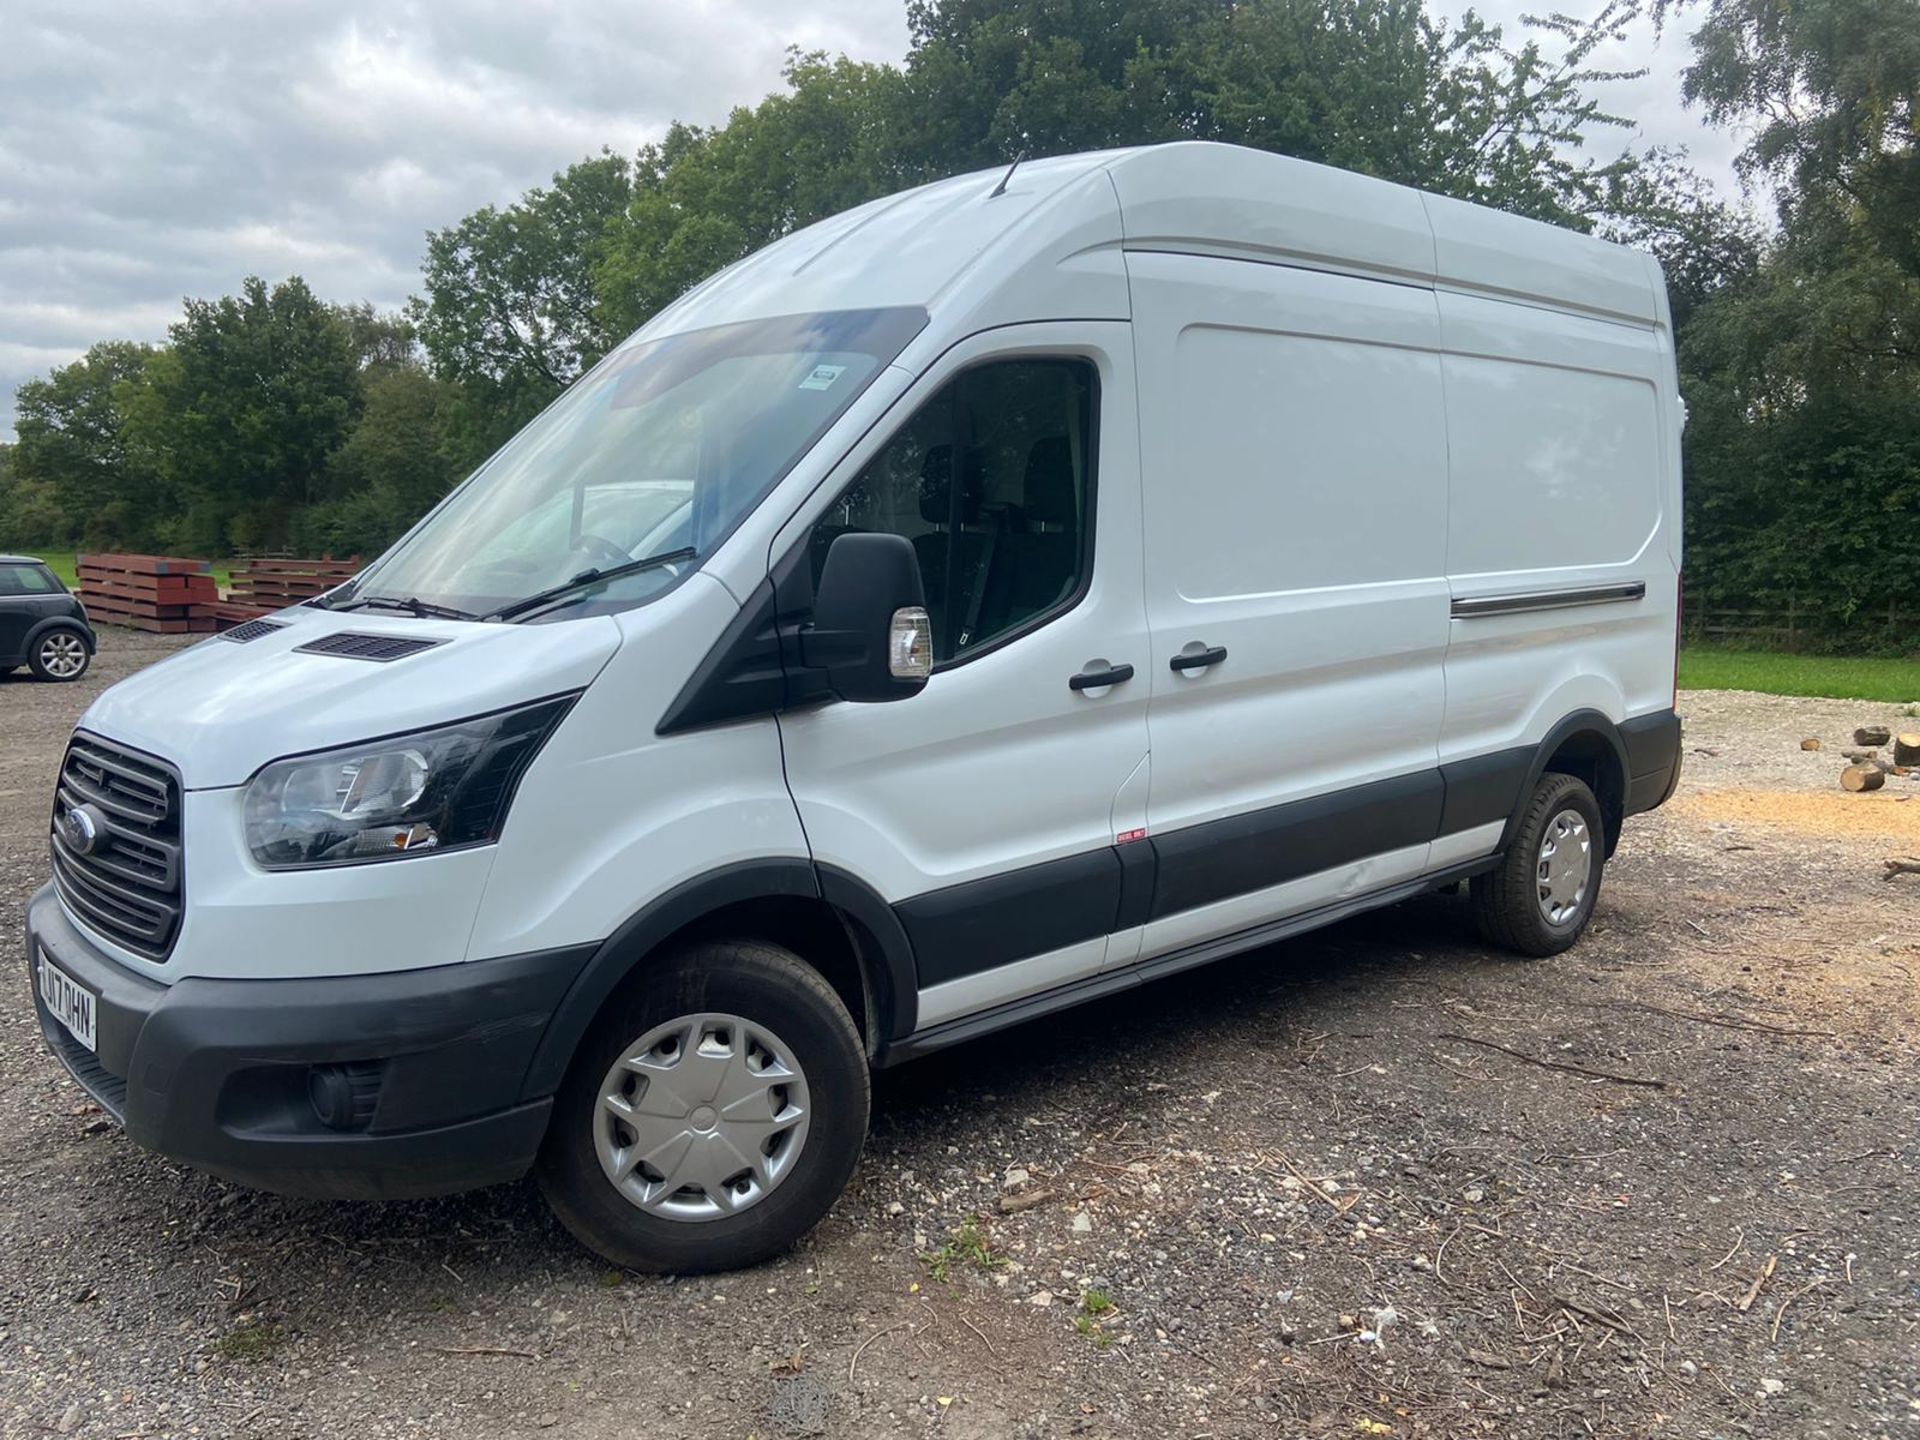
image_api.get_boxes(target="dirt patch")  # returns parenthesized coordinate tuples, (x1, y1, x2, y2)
(1670, 786, 1920, 840)
(2, 656, 1916, 1438)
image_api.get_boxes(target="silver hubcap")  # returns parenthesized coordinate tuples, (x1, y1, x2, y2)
(39, 633, 86, 678)
(1536, 808, 1592, 926)
(593, 1012, 810, 1223)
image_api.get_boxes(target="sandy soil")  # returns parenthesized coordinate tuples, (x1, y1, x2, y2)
(2, 639, 1916, 1439)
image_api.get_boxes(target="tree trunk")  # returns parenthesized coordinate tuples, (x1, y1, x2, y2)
(1893, 734, 1920, 766)
(1855, 726, 1892, 747)
(1841, 765, 1886, 792)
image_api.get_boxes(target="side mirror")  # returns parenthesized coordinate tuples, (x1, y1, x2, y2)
(801, 532, 931, 703)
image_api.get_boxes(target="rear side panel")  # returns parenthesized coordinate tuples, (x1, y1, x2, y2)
(1435, 289, 1679, 773)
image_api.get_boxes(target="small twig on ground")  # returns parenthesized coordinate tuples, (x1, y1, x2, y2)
(1269, 1151, 1358, 1213)
(957, 1312, 998, 1359)
(1556, 1294, 1642, 1340)
(848, 1319, 914, 1385)
(1771, 1279, 1825, 1341)
(1708, 1228, 1746, 1272)
(996, 1187, 1055, 1215)
(1435, 1033, 1668, 1089)
(1735, 1255, 1778, 1313)
(433, 1345, 536, 1359)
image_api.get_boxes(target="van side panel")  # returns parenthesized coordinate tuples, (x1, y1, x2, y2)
(1126, 251, 1451, 959)
(465, 574, 811, 960)
(1436, 290, 1680, 773)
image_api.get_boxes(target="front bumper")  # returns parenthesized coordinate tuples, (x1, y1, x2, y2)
(25, 884, 593, 1200)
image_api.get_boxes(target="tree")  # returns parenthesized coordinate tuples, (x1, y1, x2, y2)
(903, 0, 1649, 227)
(581, 0, 1663, 356)
(596, 54, 918, 339)
(1659, 0, 1920, 265)
(132, 276, 362, 552)
(10, 341, 164, 547)
(1655, 0, 1920, 640)
(1596, 149, 1763, 326)
(412, 152, 633, 465)
(301, 364, 457, 557)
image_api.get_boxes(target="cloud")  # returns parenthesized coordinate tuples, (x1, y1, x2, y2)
(0, 0, 912, 433)
(0, 0, 1743, 437)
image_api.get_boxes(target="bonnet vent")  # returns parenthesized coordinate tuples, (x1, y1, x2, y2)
(292, 632, 446, 663)
(220, 618, 288, 644)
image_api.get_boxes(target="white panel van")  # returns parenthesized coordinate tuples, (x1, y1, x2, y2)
(27, 143, 1683, 1273)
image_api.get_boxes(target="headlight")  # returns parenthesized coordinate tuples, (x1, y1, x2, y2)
(244, 695, 577, 869)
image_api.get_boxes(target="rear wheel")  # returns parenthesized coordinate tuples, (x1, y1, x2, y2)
(1470, 771, 1604, 957)
(29, 629, 89, 682)
(537, 940, 869, 1273)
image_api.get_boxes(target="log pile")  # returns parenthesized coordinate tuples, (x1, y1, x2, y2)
(1817, 721, 1920, 792)
(76, 554, 218, 633)
(212, 556, 361, 629)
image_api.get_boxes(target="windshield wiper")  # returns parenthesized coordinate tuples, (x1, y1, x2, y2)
(334, 593, 479, 621)
(482, 547, 698, 623)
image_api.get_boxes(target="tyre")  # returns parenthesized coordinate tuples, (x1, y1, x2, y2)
(1470, 771, 1605, 957)
(537, 939, 870, 1273)
(29, 629, 90, 682)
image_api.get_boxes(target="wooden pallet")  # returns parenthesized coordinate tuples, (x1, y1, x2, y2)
(208, 601, 276, 626)
(77, 553, 219, 631)
(226, 555, 360, 610)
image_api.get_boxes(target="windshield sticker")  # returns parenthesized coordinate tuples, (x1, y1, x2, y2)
(798, 363, 847, 392)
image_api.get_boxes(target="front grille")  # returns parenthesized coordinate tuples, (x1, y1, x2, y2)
(50, 734, 184, 961)
(292, 632, 443, 662)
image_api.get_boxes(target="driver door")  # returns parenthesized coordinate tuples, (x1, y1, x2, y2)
(773, 325, 1151, 1031)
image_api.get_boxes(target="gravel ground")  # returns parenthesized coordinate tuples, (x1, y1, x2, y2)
(3, 634, 1917, 1439)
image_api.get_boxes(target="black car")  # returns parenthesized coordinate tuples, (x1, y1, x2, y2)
(0, 556, 96, 682)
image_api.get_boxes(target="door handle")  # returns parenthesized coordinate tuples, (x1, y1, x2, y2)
(1069, 662, 1135, 691)
(1169, 645, 1228, 672)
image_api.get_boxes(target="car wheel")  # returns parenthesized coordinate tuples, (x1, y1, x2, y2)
(537, 939, 869, 1273)
(1470, 771, 1605, 957)
(29, 630, 90, 682)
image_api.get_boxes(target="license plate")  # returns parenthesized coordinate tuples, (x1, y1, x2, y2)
(36, 950, 97, 1052)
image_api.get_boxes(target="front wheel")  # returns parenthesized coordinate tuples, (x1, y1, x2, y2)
(30, 629, 90, 682)
(537, 940, 869, 1273)
(1470, 771, 1605, 957)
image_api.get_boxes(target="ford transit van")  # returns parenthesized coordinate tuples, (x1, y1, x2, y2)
(27, 143, 1683, 1273)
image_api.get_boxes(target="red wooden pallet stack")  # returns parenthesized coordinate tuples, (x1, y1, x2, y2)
(77, 554, 219, 633)
(213, 555, 361, 628)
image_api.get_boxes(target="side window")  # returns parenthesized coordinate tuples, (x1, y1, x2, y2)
(812, 358, 1096, 664)
(0, 564, 56, 596)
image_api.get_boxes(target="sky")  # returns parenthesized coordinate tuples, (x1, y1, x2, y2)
(0, 0, 1751, 437)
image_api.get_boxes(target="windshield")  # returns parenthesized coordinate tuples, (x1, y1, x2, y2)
(342, 307, 927, 620)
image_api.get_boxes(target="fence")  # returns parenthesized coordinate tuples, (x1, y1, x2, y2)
(1686, 596, 1917, 655)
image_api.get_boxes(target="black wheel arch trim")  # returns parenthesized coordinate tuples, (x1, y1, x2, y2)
(1501, 708, 1633, 855)
(518, 858, 917, 1101)
(24, 615, 97, 656)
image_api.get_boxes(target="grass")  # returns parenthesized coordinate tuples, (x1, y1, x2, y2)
(1680, 645, 1920, 705)
(27, 551, 233, 591)
(920, 1217, 1005, 1283)
(210, 1320, 287, 1363)
(1075, 1288, 1117, 1348)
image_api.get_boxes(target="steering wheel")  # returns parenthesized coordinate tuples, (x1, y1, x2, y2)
(575, 533, 632, 569)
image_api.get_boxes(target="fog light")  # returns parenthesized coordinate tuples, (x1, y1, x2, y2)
(308, 1062, 384, 1131)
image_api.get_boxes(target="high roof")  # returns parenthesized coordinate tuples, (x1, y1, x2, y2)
(629, 141, 1661, 350)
